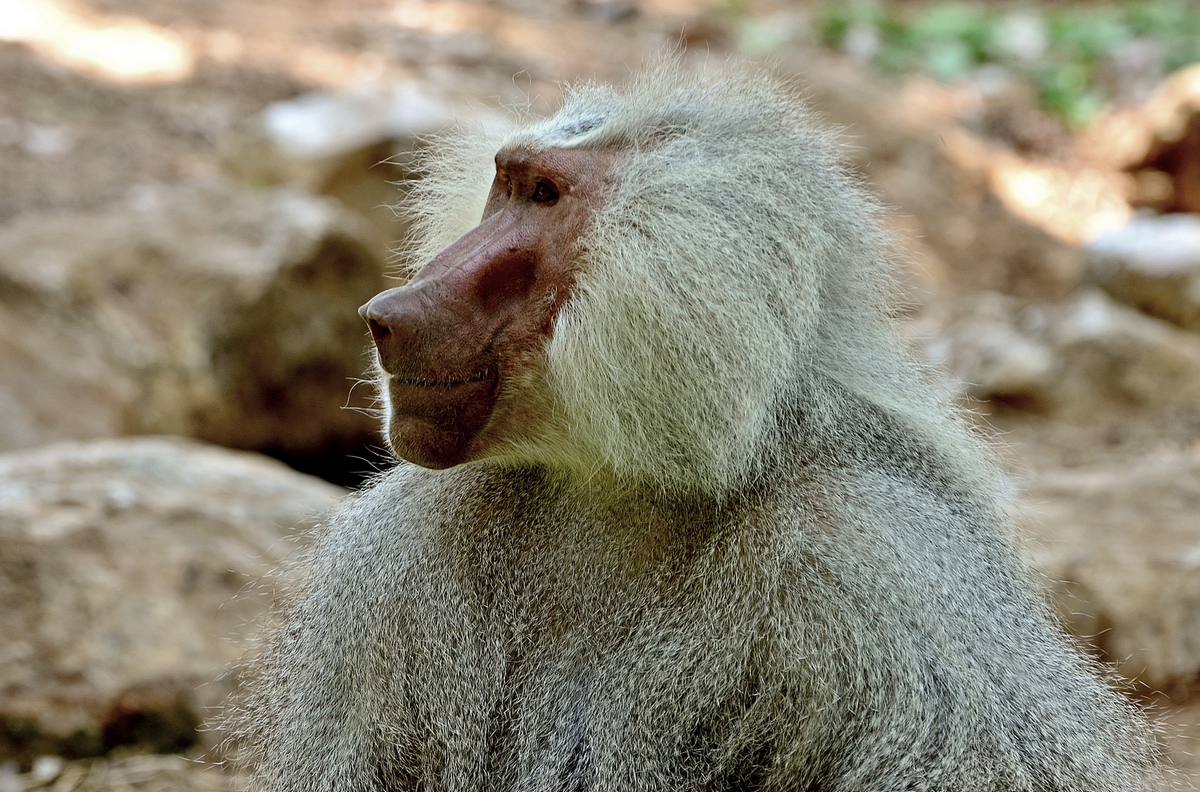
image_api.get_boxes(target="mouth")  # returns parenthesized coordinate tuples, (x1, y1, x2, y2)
(383, 367, 500, 469)
(388, 369, 492, 388)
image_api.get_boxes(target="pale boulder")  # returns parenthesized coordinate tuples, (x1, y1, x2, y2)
(1087, 213, 1200, 333)
(1016, 450, 1200, 692)
(0, 437, 344, 764)
(0, 179, 388, 458)
(920, 288, 1200, 415)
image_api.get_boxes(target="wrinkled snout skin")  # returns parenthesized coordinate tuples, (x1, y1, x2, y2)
(359, 146, 618, 468)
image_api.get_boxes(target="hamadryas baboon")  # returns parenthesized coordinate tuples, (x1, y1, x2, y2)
(232, 62, 1157, 791)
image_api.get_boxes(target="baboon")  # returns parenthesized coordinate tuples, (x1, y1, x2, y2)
(233, 63, 1156, 791)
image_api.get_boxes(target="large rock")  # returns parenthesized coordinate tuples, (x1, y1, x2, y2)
(221, 79, 467, 245)
(0, 179, 388, 459)
(921, 288, 1200, 415)
(0, 755, 234, 792)
(1016, 449, 1200, 692)
(917, 292, 1056, 404)
(0, 437, 344, 765)
(1087, 213, 1200, 333)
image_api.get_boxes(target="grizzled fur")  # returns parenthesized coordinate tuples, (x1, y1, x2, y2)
(230, 63, 1156, 791)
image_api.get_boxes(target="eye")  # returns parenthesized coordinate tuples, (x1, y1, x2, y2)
(531, 179, 559, 205)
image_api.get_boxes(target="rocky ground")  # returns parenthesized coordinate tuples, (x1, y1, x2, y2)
(1, 0, 1199, 788)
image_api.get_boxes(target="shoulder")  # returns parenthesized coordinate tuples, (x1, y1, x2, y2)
(763, 464, 1022, 619)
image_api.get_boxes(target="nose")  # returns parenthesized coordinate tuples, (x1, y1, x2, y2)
(358, 296, 393, 350)
(359, 287, 432, 373)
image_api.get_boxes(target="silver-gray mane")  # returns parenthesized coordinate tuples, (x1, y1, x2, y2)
(402, 62, 991, 496)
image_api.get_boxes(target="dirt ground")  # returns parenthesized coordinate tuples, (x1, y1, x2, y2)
(0, 0, 692, 224)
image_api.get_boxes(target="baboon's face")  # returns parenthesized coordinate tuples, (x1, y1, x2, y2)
(360, 146, 618, 469)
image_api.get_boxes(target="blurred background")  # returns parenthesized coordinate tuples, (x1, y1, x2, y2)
(1, 0, 1199, 789)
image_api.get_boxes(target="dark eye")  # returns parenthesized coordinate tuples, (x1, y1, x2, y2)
(531, 180, 559, 205)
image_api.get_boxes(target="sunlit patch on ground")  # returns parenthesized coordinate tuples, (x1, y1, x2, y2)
(0, 0, 193, 83)
(991, 159, 1132, 244)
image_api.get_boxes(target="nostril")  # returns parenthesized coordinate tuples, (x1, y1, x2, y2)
(366, 317, 391, 347)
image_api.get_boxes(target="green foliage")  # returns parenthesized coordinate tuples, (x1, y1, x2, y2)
(817, 0, 1200, 127)
(1036, 63, 1106, 127)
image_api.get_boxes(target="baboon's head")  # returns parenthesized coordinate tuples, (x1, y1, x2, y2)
(361, 62, 912, 493)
